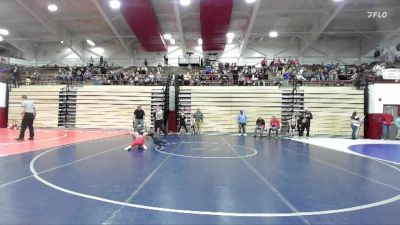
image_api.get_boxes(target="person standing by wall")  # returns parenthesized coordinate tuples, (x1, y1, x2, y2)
(134, 106, 145, 132)
(382, 109, 394, 140)
(11, 65, 19, 88)
(303, 108, 313, 137)
(16, 95, 35, 141)
(154, 105, 167, 135)
(351, 111, 363, 140)
(193, 108, 203, 135)
(237, 110, 248, 136)
(394, 115, 400, 140)
(178, 110, 188, 134)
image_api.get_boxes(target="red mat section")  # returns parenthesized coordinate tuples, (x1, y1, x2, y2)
(0, 129, 128, 157)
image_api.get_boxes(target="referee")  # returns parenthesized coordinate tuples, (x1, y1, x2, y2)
(16, 95, 36, 141)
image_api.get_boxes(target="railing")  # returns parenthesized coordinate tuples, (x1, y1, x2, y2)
(8, 71, 399, 87)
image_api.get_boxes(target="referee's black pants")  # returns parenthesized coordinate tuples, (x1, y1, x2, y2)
(19, 113, 34, 139)
(154, 120, 167, 135)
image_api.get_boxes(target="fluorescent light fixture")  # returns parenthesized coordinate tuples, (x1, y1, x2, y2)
(269, 31, 278, 38)
(92, 47, 105, 54)
(0, 29, 9, 36)
(170, 39, 176, 45)
(109, 0, 121, 9)
(180, 0, 191, 6)
(198, 38, 203, 46)
(333, 0, 342, 2)
(0, 36, 3, 42)
(48, 4, 58, 12)
(87, 39, 96, 46)
(226, 32, 235, 39)
(163, 33, 172, 40)
(245, 0, 257, 3)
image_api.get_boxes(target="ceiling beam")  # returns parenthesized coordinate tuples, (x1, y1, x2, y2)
(91, 0, 133, 57)
(299, 1, 346, 56)
(15, 0, 83, 60)
(362, 26, 400, 55)
(239, 0, 261, 57)
(173, 1, 186, 54)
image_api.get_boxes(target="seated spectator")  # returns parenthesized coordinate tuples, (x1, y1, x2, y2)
(148, 72, 155, 85)
(183, 72, 191, 86)
(268, 115, 281, 137)
(253, 116, 266, 137)
(25, 76, 32, 85)
(156, 71, 162, 85)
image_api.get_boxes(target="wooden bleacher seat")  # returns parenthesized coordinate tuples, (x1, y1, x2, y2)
(8, 86, 63, 128)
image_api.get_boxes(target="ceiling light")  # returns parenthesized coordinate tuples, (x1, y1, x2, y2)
(0, 36, 3, 42)
(164, 33, 172, 40)
(245, 0, 257, 3)
(180, 0, 191, 6)
(269, 31, 278, 38)
(226, 32, 235, 39)
(60, 41, 64, 44)
(0, 29, 9, 36)
(109, 0, 121, 9)
(48, 4, 58, 12)
(198, 38, 203, 46)
(170, 39, 176, 45)
(333, 0, 342, 2)
(87, 39, 95, 46)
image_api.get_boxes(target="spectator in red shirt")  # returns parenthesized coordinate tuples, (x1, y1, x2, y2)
(382, 109, 394, 140)
(268, 115, 281, 137)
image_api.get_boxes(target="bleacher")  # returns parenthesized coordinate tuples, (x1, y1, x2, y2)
(74, 86, 153, 130)
(7, 85, 365, 137)
(302, 87, 364, 136)
(8, 86, 63, 128)
(182, 86, 282, 134)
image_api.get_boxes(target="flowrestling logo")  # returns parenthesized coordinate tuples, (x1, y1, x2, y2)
(367, 11, 388, 19)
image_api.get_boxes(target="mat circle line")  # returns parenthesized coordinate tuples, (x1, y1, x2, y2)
(156, 142, 258, 159)
(29, 144, 400, 217)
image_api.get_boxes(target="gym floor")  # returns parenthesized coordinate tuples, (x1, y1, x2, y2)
(0, 129, 399, 225)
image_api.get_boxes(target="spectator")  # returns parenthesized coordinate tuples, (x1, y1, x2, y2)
(154, 105, 167, 135)
(157, 62, 163, 72)
(253, 116, 265, 137)
(382, 108, 394, 140)
(164, 55, 168, 66)
(302, 108, 313, 137)
(395, 115, 400, 140)
(268, 115, 281, 137)
(289, 112, 298, 138)
(351, 111, 363, 140)
(193, 108, 203, 135)
(134, 106, 145, 132)
(178, 110, 188, 134)
(237, 110, 248, 136)
(148, 72, 155, 85)
(144, 58, 148, 67)
(183, 72, 191, 86)
(11, 65, 19, 88)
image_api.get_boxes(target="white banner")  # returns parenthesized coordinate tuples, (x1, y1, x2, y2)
(0, 82, 6, 107)
(382, 69, 400, 80)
